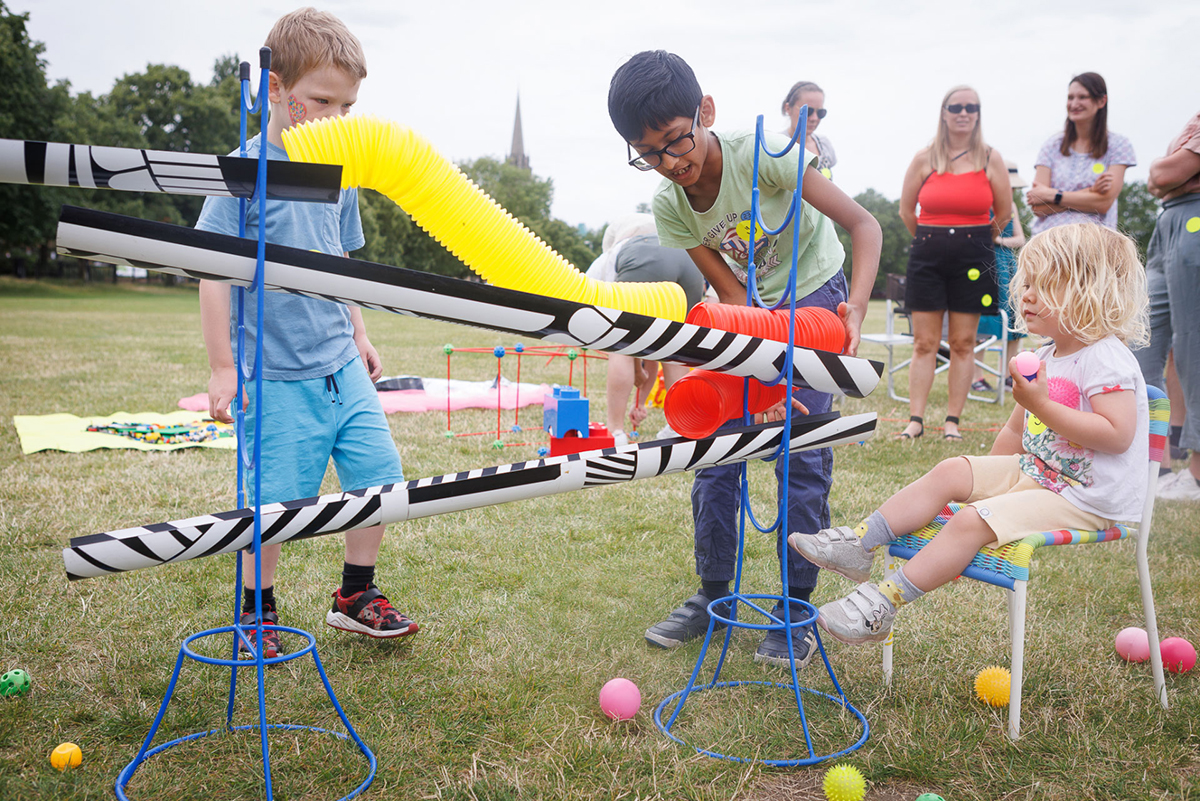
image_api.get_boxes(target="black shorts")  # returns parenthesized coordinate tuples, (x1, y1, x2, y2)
(904, 225, 999, 315)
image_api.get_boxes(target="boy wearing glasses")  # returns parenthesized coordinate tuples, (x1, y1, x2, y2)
(608, 50, 881, 668)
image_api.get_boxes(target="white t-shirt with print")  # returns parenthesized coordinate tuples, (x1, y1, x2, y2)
(1019, 336, 1148, 521)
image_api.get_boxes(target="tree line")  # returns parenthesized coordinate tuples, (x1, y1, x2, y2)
(0, 3, 1160, 295)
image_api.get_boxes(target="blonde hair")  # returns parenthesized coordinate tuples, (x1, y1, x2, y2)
(1010, 224, 1148, 348)
(930, 85, 988, 174)
(265, 7, 367, 89)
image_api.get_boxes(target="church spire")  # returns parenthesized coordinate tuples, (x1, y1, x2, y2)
(507, 95, 530, 171)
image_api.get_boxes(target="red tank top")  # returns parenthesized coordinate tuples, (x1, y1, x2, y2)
(917, 169, 993, 226)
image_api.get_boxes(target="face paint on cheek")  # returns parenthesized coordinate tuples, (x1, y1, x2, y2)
(287, 95, 307, 125)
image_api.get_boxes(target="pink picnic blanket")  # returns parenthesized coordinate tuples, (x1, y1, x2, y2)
(178, 377, 552, 415)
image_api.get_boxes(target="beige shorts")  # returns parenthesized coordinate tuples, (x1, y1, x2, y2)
(963, 455, 1114, 548)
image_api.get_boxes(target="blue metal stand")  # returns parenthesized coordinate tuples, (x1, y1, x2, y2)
(653, 110, 868, 765)
(115, 49, 375, 800)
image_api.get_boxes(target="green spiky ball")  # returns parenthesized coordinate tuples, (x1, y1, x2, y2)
(823, 763, 866, 801)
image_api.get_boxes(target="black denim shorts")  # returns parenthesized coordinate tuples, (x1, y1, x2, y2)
(904, 224, 999, 315)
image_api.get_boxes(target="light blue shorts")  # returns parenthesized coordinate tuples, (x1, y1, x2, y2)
(243, 357, 404, 506)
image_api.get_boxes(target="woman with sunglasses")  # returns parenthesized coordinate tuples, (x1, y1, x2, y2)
(1026, 73, 1136, 233)
(895, 85, 1012, 441)
(782, 81, 836, 179)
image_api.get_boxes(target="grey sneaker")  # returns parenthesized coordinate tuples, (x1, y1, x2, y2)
(816, 583, 896, 645)
(645, 592, 727, 649)
(788, 527, 875, 583)
(754, 606, 818, 668)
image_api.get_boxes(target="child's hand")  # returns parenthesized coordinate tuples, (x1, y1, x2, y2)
(837, 301, 862, 356)
(760, 394, 809, 424)
(208, 366, 242, 424)
(355, 335, 383, 381)
(1008, 357, 1048, 413)
(629, 404, 648, 427)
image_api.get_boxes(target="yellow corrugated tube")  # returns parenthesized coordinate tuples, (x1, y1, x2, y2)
(282, 115, 686, 321)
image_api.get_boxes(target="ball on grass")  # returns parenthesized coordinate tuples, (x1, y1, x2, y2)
(823, 763, 866, 801)
(915, 795, 946, 801)
(598, 677, 641, 721)
(1161, 637, 1197, 673)
(0, 668, 31, 697)
(1114, 626, 1151, 662)
(51, 742, 82, 771)
(974, 665, 1011, 707)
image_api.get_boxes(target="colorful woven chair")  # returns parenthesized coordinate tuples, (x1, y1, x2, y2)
(880, 385, 1170, 740)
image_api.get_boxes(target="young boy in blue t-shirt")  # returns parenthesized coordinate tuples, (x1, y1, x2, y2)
(197, 8, 416, 658)
(608, 51, 882, 668)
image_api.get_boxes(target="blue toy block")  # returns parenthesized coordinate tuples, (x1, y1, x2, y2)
(543, 385, 590, 438)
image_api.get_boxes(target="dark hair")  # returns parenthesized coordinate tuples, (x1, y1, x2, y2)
(1060, 72, 1109, 160)
(607, 50, 702, 142)
(781, 81, 822, 115)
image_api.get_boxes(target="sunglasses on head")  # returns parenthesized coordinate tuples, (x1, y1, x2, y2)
(944, 103, 981, 114)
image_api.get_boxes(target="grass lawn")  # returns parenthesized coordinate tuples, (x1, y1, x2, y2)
(0, 276, 1197, 800)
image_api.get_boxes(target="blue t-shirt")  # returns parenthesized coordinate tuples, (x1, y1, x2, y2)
(196, 134, 366, 380)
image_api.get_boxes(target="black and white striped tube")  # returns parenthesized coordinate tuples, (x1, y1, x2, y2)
(63, 412, 876, 580)
(56, 206, 883, 398)
(0, 138, 341, 203)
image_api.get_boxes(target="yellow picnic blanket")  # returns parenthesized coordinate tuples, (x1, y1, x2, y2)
(12, 411, 237, 455)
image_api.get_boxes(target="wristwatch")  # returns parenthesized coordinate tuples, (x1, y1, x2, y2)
(1053, 190, 1063, 205)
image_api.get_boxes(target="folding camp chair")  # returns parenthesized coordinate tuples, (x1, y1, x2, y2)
(862, 274, 1007, 405)
(879, 386, 1171, 740)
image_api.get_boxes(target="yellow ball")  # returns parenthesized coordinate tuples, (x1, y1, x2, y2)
(51, 742, 82, 771)
(975, 665, 1011, 707)
(823, 763, 866, 801)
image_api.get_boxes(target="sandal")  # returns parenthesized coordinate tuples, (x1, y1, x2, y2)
(895, 415, 924, 440)
(943, 415, 963, 441)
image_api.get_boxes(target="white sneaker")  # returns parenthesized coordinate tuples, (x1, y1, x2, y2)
(656, 424, 679, 440)
(817, 583, 897, 645)
(1155, 470, 1183, 497)
(612, 430, 629, 447)
(788, 527, 876, 583)
(1157, 470, 1200, 502)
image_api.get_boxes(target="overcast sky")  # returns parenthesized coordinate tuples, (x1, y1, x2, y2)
(22, 0, 1200, 230)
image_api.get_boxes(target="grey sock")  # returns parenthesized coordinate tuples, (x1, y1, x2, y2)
(856, 510, 896, 553)
(877, 564, 926, 608)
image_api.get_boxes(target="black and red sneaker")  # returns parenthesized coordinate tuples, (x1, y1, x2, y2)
(238, 610, 283, 659)
(326, 586, 418, 639)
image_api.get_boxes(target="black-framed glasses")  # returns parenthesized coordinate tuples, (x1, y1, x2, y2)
(944, 103, 981, 114)
(808, 107, 828, 119)
(627, 105, 700, 171)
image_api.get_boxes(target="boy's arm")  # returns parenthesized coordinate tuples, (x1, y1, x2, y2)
(686, 245, 747, 306)
(199, 280, 237, 424)
(1009, 361, 1138, 453)
(345, 251, 383, 381)
(990, 403, 1026, 455)
(800, 167, 881, 356)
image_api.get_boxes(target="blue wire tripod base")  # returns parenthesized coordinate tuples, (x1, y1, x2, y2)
(114, 624, 376, 801)
(654, 593, 868, 766)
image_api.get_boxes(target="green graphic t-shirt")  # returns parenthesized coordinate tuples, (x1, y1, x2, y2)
(652, 129, 844, 305)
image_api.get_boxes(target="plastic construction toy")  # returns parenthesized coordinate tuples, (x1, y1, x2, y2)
(974, 665, 1011, 707)
(822, 763, 866, 801)
(543, 385, 590, 438)
(87, 420, 232, 445)
(0, 668, 31, 697)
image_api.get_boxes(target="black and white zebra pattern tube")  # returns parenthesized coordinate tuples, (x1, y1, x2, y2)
(55, 206, 883, 398)
(63, 413, 876, 580)
(0, 138, 341, 203)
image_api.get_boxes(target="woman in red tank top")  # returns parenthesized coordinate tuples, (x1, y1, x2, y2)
(895, 85, 1012, 441)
